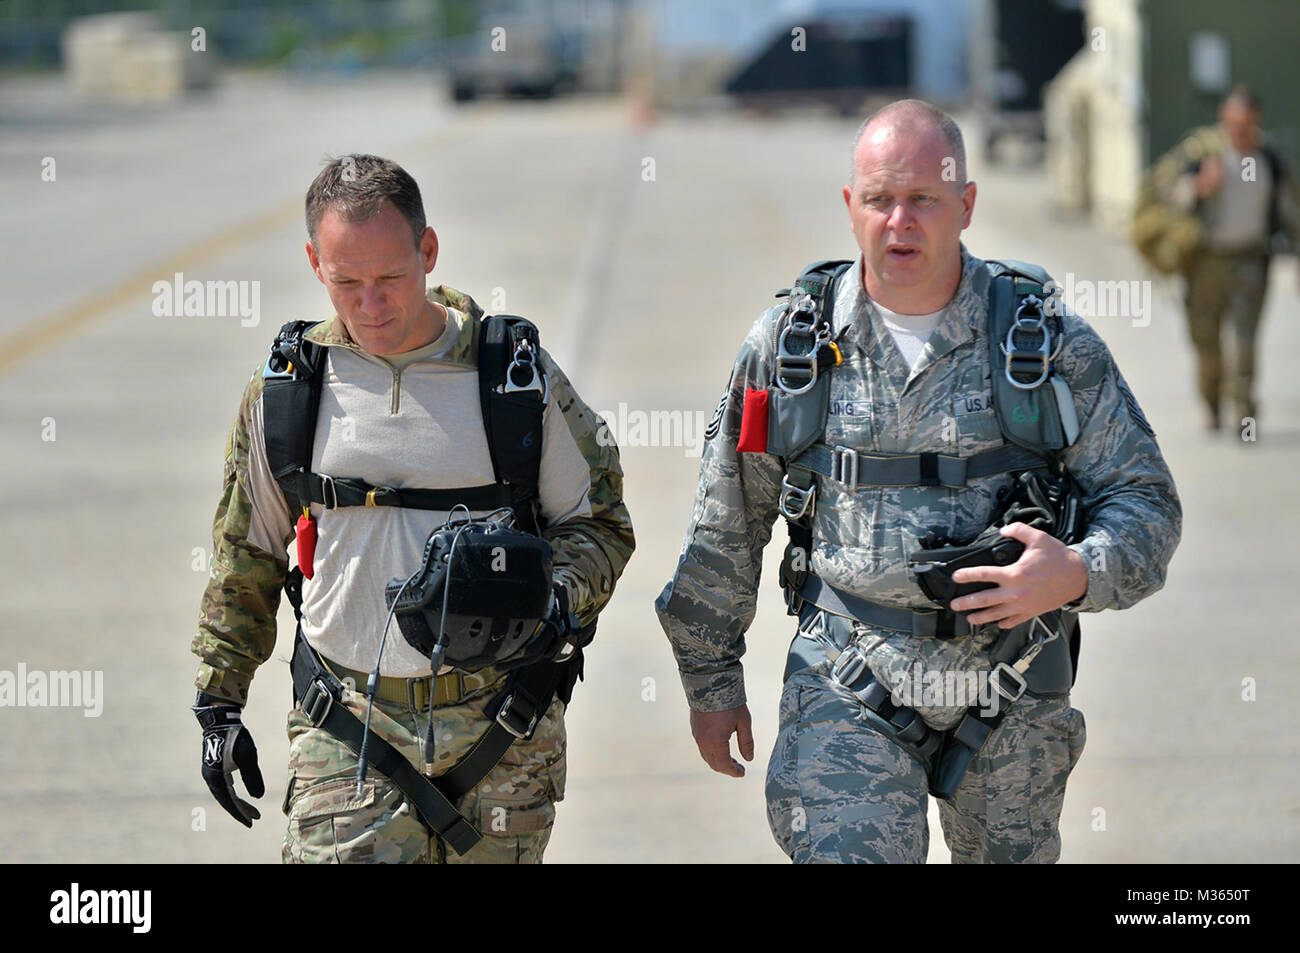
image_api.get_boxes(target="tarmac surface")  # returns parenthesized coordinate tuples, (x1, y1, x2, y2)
(1, 72, 1297, 863)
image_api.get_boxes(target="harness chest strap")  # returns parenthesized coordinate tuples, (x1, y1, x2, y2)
(298, 473, 513, 512)
(262, 313, 547, 532)
(789, 441, 1048, 492)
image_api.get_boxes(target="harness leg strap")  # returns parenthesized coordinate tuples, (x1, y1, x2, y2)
(290, 632, 481, 855)
(289, 630, 572, 854)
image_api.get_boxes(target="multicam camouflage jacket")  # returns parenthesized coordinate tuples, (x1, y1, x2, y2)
(193, 284, 635, 705)
(656, 249, 1182, 718)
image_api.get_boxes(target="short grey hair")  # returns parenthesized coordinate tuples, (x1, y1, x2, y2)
(849, 99, 966, 188)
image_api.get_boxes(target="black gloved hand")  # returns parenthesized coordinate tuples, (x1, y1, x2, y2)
(542, 585, 586, 662)
(499, 585, 589, 670)
(193, 694, 265, 827)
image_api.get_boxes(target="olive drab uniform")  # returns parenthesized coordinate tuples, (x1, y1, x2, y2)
(194, 284, 635, 864)
(656, 248, 1181, 863)
(1135, 124, 1300, 426)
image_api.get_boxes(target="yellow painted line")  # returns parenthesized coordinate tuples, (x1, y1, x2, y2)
(0, 198, 303, 377)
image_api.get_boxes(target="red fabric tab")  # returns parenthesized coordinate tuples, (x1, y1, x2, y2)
(296, 513, 317, 580)
(737, 388, 770, 453)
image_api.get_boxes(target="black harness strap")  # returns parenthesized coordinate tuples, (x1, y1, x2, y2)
(301, 474, 513, 512)
(777, 466, 817, 615)
(924, 610, 1068, 799)
(289, 632, 480, 855)
(289, 629, 570, 856)
(818, 599, 1051, 801)
(437, 661, 568, 801)
(478, 315, 546, 536)
(832, 667, 946, 761)
(262, 321, 326, 492)
(831, 654, 1012, 802)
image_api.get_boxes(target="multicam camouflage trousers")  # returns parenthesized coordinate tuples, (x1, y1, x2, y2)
(281, 675, 566, 864)
(766, 669, 1086, 864)
(1184, 247, 1270, 423)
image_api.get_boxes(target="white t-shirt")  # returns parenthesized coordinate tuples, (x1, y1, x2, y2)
(873, 301, 946, 371)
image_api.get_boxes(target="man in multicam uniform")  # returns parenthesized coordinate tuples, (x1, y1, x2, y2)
(1140, 85, 1300, 431)
(656, 100, 1181, 863)
(192, 155, 634, 864)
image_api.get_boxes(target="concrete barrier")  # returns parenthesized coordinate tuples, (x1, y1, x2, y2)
(62, 12, 215, 103)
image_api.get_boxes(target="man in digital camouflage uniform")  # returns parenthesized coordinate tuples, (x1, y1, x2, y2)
(192, 155, 634, 863)
(656, 101, 1181, 863)
(1141, 85, 1300, 431)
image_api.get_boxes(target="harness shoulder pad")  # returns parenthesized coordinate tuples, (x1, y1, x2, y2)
(262, 320, 325, 485)
(982, 261, 1072, 456)
(766, 260, 854, 460)
(478, 314, 545, 531)
(983, 259, 1052, 286)
(786, 259, 854, 298)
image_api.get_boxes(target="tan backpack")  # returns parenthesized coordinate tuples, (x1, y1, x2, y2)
(1131, 131, 1213, 276)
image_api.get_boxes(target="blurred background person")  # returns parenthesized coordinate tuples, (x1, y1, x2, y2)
(1134, 86, 1300, 431)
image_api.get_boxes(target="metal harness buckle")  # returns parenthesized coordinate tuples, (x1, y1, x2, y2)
(1000, 294, 1053, 390)
(778, 475, 816, 520)
(775, 295, 829, 396)
(831, 445, 859, 491)
(989, 615, 1061, 704)
(300, 677, 335, 727)
(265, 331, 304, 379)
(319, 474, 339, 510)
(988, 662, 1028, 703)
(776, 332, 817, 395)
(1015, 615, 1060, 669)
(500, 340, 549, 403)
(830, 643, 869, 689)
(494, 692, 539, 740)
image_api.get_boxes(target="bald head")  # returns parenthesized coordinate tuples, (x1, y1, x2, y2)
(850, 99, 966, 188)
(841, 97, 975, 314)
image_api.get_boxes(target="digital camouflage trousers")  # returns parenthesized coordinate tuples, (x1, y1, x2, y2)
(766, 669, 1086, 864)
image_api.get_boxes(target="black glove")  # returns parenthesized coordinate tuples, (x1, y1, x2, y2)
(193, 694, 265, 827)
(499, 586, 590, 670)
(543, 585, 588, 662)
(909, 470, 1087, 607)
